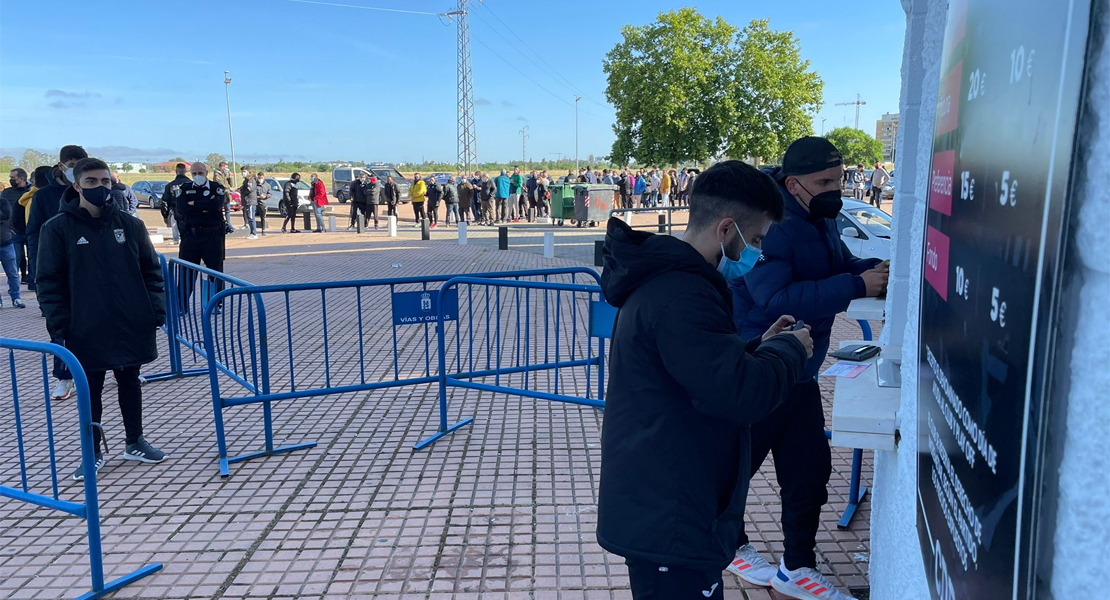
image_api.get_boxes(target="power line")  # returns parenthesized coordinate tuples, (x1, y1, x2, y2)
(470, 35, 603, 121)
(285, 0, 439, 16)
(472, 2, 608, 109)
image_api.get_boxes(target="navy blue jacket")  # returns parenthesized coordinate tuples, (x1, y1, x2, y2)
(731, 169, 880, 379)
(26, 168, 68, 239)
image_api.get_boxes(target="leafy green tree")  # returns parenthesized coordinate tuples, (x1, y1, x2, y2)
(139, 167, 147, 173)
(604, 10, 822, 165)
(0, 156, 15, 173)
(313, 163, 333, 173)
(604, 9, 737, 166)
(19, 148, 55, 172)
(825, 127, 883, 167)
(205, 153, 227, 168)
(121, 162, 133, 172)
(728, 19, 824, 163)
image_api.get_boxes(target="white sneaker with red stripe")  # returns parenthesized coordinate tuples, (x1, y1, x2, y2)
(770, 565, 856, 600)
(726, 544, 776, 587)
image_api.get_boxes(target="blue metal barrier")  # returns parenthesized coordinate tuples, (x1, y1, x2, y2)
(143, 255, 256, 383)
(1, 338, 162, 599)
(200, 267, 602, 476)
(415, 277, 610, 450)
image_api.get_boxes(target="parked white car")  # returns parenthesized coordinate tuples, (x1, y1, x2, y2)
(837, 199, 893, 260)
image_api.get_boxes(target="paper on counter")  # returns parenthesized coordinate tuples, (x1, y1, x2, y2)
(821, 362, 871, 378)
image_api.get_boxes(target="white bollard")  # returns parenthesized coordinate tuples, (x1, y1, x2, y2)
(328, 215, 337, 232)
(458, 221, 468, 245)
(388, 215, 397, 237)
(543, 231, 555, 258)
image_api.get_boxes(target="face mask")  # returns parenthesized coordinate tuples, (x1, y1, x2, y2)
(193, 175, 208, 186)
(64, 167, 75, 183)
(9, 178, 18, 188)
(717, 223, 762, 281)
(81, 185, 111, 208)
(795, 182, 843, 220)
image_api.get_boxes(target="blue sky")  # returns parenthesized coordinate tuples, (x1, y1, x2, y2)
(0, 0, 906, 164)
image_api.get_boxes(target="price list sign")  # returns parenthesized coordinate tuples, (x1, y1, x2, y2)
(916, 0, 1092, 598)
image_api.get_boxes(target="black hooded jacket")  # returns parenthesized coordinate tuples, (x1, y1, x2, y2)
(35, 188, 166, 371)
(596, 218, 807, 571)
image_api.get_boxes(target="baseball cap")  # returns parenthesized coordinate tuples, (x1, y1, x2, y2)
(780, 136, 843, 178)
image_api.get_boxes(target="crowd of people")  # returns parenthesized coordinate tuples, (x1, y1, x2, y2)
(390, 165, 702, 229)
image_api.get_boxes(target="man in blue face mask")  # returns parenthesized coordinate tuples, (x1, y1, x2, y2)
(597, 160, 813, 600)
(726, 137, 888, 600)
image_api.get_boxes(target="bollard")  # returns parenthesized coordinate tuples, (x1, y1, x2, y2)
(328, 215, 336, 232)
(498, 226, 508, 250)
(458, 221, 468, 245)
(658, 214, 666, 233)
(421, 218, 430, 241)
(543, 231, 554, 258)
(356, 213, 365, 234)
(594, 240, 604, 267)
(303, 212, 311, 231)
(388, 215, 397, 237)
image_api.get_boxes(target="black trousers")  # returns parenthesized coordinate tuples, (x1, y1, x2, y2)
(412, 202, 425, 223)
(427, 201, 439, 225)
(88, 366, 143, 446)
(178, 229, 226, 309)
(737, 378, 830, 570)
(626, 560, 723, 600)
(281, 205, 300, 231)
(257, 205, 268, 231)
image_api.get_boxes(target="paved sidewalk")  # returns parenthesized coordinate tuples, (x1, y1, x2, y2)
(0, 227, 873, 600)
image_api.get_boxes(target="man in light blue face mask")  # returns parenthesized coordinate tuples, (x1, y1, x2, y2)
(597, 160, 813, 600)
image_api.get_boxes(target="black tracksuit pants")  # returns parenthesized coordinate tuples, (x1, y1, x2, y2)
(736, 378, 831, 570)
(626, 560, 724, 599)
(88, 366, 144, 446)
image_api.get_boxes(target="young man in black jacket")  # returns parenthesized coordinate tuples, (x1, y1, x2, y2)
(282, 173, 303, 233)
(36, 158, 169, 480)
(598, 160, 812, 599)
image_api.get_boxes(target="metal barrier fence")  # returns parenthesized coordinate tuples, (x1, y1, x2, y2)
(607, 205, 690, 235)
(1, 338, 162, 599)
(415, 277, 612, 450)
(143, 256, 257, 383)
(200, 267, 602, 476)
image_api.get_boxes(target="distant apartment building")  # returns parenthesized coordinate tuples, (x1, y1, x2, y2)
(876, 112, 899, 162)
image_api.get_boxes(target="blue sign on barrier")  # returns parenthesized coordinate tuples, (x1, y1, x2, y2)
(392, 289, 459, 325)
(589, 300, 618, 339)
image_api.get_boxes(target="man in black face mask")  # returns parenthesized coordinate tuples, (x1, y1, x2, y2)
(36, 157, 169, 479)
(725, 137, 887, 600)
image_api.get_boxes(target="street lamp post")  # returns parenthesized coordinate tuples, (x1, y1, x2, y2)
(519, 125, 529, 165)
(574, 96, 581, 173)
(224, 71, 237, 187)
(821, 118, 827, 135)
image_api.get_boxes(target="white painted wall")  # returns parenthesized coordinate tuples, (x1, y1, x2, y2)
(870, 1, 1109, 598)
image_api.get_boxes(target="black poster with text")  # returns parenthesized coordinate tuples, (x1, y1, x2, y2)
(916, 0, 1092, 599)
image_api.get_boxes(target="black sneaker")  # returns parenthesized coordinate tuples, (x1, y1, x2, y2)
(123, 436, 168, 463)
(72, 452, 107, 481)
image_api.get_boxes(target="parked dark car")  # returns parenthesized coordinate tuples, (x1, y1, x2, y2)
(132, 180, 168, 209)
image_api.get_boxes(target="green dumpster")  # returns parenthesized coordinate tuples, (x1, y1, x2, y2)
(549, 183, 577, 225)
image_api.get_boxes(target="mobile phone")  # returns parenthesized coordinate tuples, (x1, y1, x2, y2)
(791, 320, 806, 331)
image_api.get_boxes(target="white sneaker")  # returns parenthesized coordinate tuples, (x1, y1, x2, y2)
(51, 378, 76, 400)
(246, 234, 258, 240)
(770, 565, 856, 600)
(727, 544, 777, 587)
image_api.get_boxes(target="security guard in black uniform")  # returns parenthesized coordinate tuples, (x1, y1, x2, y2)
(174, 162, 228, 309)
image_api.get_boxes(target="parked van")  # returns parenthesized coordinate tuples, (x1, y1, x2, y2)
(332, 165, 411, 204)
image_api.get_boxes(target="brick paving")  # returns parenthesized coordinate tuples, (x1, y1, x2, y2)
(0, 218, 876, 600)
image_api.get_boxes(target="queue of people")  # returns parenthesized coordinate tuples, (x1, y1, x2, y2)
(406, 167, 556, 227)
(598, 136, 889, 600)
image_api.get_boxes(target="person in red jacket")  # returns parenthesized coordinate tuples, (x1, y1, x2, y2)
(310, 173, 328, 233)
